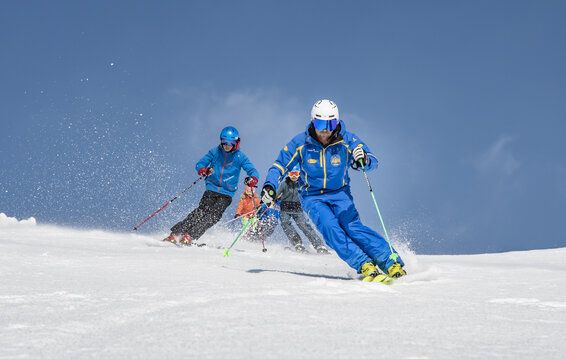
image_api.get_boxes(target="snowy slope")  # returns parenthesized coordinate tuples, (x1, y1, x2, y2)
(1, 213, 565, 359)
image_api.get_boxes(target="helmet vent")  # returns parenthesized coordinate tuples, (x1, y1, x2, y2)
(311, 99, 339, 122)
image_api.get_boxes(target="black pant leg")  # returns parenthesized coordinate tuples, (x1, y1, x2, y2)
(245, 225, 261, 242)
(171, 190, 232, 239)
(260, 217, 277, 238)
(292, 212, 324, 248)
(189, 191, 232, 240)
(170, 191, 213, 235)
(280, 211, 302, 246)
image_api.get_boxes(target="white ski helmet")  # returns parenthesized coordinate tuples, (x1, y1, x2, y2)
(311, 99, 339, 121)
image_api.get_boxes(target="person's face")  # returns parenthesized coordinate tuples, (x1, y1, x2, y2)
(314, 128, 332, 144)
(221, 139, 237, 152)
(312, 118, 338, 145)
(289, 171, 300, 182)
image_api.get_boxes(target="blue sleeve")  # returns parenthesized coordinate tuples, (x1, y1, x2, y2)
(195, 148, 215, 172)
(264, 134, 304, 191)
(347, 132, 379, 171)
(239, 152, 260, 180)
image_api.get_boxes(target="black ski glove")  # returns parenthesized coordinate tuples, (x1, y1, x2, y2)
(260, 185, 276, 207)
(350, 146, 368, 170)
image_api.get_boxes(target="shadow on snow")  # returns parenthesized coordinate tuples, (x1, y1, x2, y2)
(247, 268, 352, 281)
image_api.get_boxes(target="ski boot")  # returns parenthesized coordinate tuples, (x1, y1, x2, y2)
(361, 262, 395, 284)
(163, 233, 177, 244)
(294, 243, 307, 253)
(315, 246, 330, 254)
(387, 263, 406, 278)
(179, 233, 192, 246)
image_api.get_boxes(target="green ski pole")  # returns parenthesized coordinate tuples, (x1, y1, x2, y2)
(223, 218, 253, 257)
(359, 161, 399, 262)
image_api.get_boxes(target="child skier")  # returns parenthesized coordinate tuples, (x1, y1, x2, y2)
(260, 100, 406, 282)
(234, 185, 261, 232)
(276, 165, 328, 254)
(164, 126, 259, 246)
(257, 201, 280, 239)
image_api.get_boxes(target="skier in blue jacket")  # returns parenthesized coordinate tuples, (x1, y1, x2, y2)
(260, 100, 406, 282)
(164, 126, 259, 246)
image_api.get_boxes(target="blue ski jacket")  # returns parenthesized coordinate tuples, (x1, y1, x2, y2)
(196, 145, 259, 198)
(263, 122, 378, 197)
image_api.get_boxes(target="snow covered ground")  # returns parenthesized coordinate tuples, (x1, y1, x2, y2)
(1, 213, 565, 358)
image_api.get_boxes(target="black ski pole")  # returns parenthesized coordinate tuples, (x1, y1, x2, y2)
(132, 176, 205, 231)
(251, 186, 268, 253)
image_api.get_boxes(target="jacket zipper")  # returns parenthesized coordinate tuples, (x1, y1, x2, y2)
(321, 140, 345, 193)
(218, 151, 227, 192)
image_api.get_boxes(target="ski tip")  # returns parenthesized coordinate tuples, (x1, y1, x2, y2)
(375, 275, 396, 285)
(360, 275, 396, 285)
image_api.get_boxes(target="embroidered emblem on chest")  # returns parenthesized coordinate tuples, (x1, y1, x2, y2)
(330, 154, 341, 167)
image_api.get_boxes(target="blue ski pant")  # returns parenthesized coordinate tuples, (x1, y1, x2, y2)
(301, 189, 404, 273)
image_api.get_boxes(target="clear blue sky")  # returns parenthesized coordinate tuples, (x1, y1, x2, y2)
(1, 0, 565, 254)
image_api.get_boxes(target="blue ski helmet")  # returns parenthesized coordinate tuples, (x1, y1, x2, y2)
(220, 126, 241, 151)
(220, 126, 239, 141)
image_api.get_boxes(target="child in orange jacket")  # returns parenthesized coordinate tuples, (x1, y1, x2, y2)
(235, 186, 260, 229)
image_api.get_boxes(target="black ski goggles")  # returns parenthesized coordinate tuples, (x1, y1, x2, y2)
(312, 118, 339, 131)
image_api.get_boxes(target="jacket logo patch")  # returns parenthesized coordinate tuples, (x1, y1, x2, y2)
(307, 159, 317, 164)
(330, 154, 341, 167)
